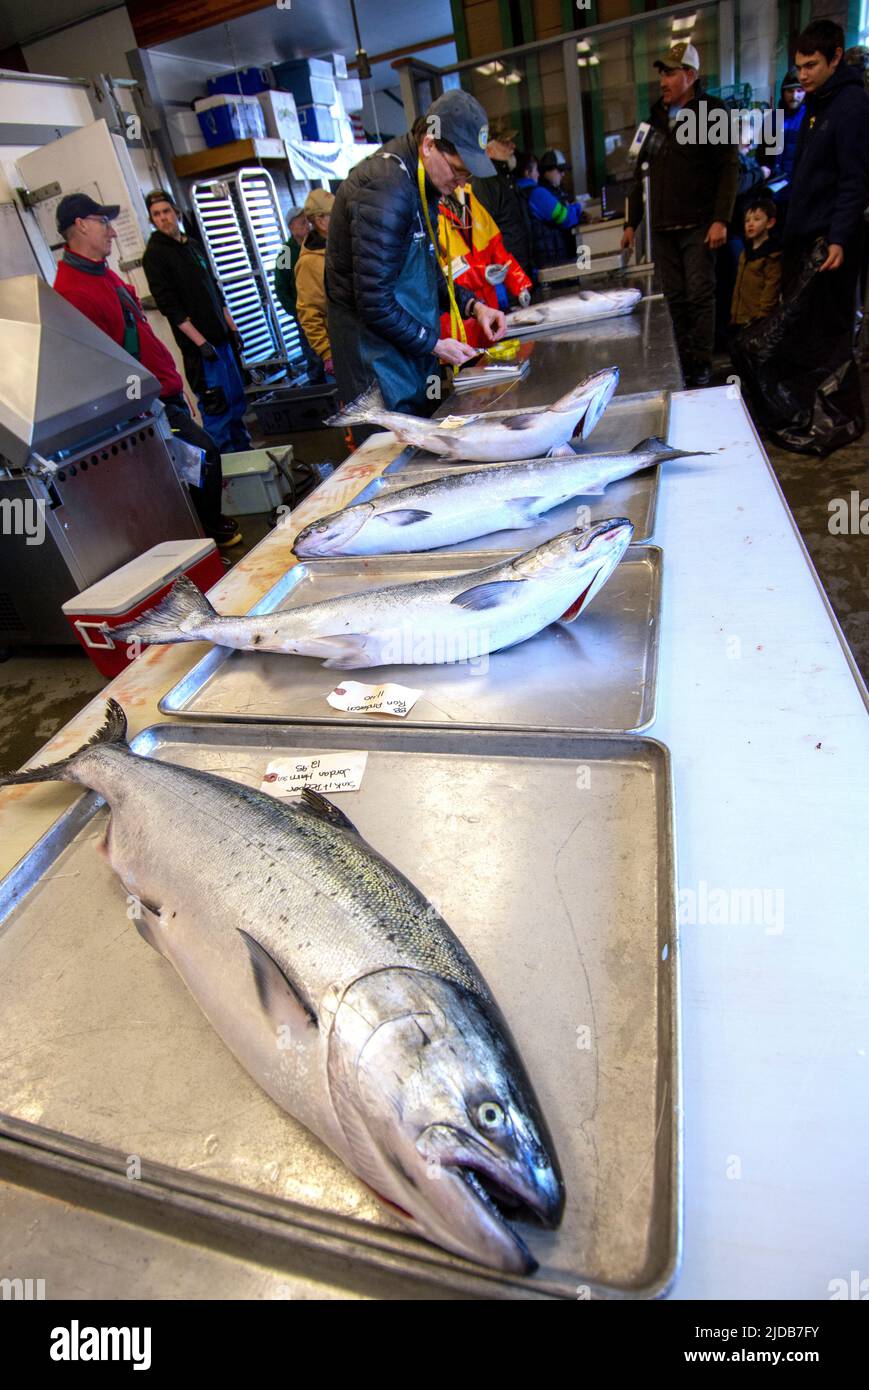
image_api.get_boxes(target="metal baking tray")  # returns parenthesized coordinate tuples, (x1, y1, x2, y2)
(385, 390, 671, 470)
(159, 546, 662, 733)
(0, 722, 680, 1300)
(351, 461, 659, 547)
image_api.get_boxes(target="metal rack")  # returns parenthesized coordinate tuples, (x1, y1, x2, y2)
(191, 167, 301, 373)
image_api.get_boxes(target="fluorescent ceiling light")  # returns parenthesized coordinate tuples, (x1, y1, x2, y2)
(589, 55, 600, 65)
(576, 40, 591, 53)
(497, 71, 522, 85)
(577, 57, 588, 67)
(475, 60, 504, 76)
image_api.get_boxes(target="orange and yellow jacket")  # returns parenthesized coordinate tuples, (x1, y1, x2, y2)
(437, 187, 531, 314)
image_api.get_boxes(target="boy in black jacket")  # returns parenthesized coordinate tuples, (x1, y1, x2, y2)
(783, 19, 869, 338)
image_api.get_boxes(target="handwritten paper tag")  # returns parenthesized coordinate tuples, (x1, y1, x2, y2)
(326, 680, 422, 718)
(260, 751, 368, 796)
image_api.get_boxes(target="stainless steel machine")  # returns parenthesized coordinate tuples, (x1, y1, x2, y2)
(0, 274, 202, 646)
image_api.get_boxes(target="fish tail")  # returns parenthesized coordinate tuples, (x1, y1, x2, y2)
(112, 574, 217, 644)
(325, 380, 387, 427)
(631, 436, 712, 461)
(0, 698, 128, 787)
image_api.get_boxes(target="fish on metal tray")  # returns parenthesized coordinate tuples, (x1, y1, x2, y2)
(326, 367, 619, 461)
(294, 436, 705, 557)
(113, 518, 635, 669)
(506, 288, 642, 332)
(0, 700, 564, 1273)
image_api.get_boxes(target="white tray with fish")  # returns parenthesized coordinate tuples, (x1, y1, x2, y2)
(504, 287, 643, 338)
(158, 545, 662, 732)
(0, 720, 680, 1299)
(388, 390, 671, 471)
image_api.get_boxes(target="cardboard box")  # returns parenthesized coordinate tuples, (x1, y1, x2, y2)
(258, 88, 303, 143)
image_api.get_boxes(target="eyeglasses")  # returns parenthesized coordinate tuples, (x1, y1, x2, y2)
(439, 149, 472, 183)
(83, 215, 112, 227)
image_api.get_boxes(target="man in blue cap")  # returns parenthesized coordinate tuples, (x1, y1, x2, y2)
(325, 89, 506, 430)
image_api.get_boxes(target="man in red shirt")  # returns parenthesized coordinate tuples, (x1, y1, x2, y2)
(53, 193, 240, 547)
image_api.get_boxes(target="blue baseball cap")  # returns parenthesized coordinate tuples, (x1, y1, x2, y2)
(424, 91, 495, 177)
(56, 193, 121, 234)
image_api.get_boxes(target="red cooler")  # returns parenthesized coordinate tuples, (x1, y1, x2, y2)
(62, 540, 224, 679)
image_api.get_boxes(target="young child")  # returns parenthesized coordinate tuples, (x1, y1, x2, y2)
(730, 195, 782, 328)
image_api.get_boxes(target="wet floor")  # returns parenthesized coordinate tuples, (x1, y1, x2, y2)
(1, 391, 867, 772)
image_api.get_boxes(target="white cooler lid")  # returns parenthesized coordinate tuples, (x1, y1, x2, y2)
(62, 539, 216, 616)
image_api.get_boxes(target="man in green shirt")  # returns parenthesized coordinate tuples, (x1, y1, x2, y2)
(275, 205, 325, 382)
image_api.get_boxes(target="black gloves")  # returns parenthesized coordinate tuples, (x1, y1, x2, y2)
(199, 341, 219, 361)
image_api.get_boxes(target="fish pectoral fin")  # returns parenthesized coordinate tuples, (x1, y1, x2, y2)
(379, 508, 432, 526)
(451, 579, 527, 611)
(545, 444, 574, 458)
(302, 634, 377, 670)
(503, 497, 545, 526)
(298, 786, 360, 835)
(238, 928, 318, 1032)
(131, 898, 171, 959)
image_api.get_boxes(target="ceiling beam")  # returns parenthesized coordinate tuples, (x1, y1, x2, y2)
(127, 0, 274, 50)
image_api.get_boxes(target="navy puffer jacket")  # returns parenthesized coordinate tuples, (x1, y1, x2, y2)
(786, 62, 869, 246)
(325, 132, 475, 355)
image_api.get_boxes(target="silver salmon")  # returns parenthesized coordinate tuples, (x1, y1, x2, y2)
(326, 367, 619, 460)
(506, 288, 642, 333)
(294, 436, 702, 557)
(114, 518, 634, 669)
(0, 701, 564, 1273)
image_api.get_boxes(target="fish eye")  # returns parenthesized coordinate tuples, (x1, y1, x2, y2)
(476, 1101, 505, 1130)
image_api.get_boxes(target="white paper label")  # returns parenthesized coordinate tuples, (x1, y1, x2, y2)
(326, 680, 422, 718)
(260, 751, 368, 796)
(450, 254, 470, 279)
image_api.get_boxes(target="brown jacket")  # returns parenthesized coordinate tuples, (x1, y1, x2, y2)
(731, 241, 782, 326)
(294, 231, 330, 359)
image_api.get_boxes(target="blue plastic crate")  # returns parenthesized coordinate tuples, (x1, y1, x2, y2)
(207, 67, 272, 96)
(297, 104, 336, 143)
(273, 58, 336, 108)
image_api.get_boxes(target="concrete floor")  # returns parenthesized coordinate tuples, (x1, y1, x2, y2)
(1, 386, 867, 773)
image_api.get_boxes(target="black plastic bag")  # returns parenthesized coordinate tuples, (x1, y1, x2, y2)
(731, 237, 865, 455)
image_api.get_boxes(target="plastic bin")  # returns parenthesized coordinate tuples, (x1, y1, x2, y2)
(254, 384, 338, 434)
(273, 58, 336, 108)
(62, 540, 224, 679)
(297, 104, 336, 143)
(207, 67, 272, 96)
(220, 448, 292, 515)
(194, 94, 267, 147)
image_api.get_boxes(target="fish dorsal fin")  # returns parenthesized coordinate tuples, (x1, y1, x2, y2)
(380, 508, 432, 526)
(238, 928, 318, 1031)
(298, 787, 360, 834)
(451, 579, 527, 611)
(631, 435, 667, 453)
